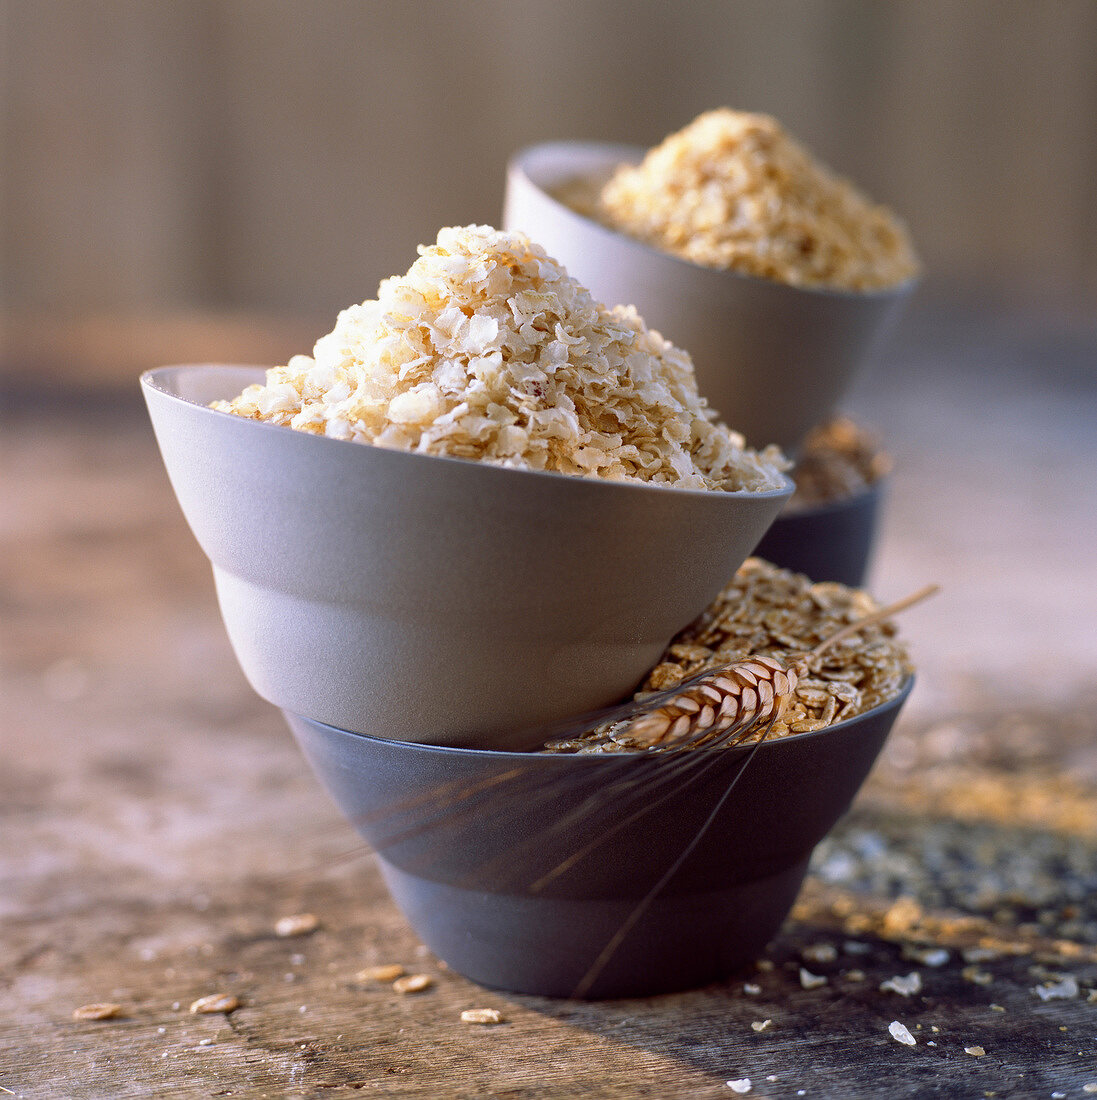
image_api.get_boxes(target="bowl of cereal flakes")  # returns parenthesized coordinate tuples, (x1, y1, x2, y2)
(283, 559, 915, 998)
(754, 416, 893, 586)
(143, 225, 792, 750)
(503, 110, 919, 454)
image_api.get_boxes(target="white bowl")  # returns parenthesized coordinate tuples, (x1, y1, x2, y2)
(503, 142, 916, 454)
(142, 365, 792, 749)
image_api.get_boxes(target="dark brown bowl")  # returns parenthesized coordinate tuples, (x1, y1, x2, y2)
(283, 678, 912, 999)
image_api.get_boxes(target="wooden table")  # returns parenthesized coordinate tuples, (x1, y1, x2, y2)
(2, 304, 1096, 1097)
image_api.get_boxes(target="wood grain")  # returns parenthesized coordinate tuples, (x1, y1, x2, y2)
(2, 309, 1096, 1097)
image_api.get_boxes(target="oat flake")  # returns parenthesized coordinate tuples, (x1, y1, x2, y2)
(275, 913, 320, 937)
(799, 968, 827, 990)
(588, 109, 919, 291)
(189, 993, 239, 1015)
(215, 225, 786, 493)
(357, 964, 406, 983)
(461, 1008, 506, 1025)
(72, 1002, 123, 1021)
(880, 972, 922, 997)
(888, 1020, 916, 1046)
(393, 974, 433, 994)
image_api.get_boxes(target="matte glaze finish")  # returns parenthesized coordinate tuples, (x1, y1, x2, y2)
(142, 365, 792, 749)
(754, 481, 884, 587)
(503, 142, 916, 454)
(284, 679, 912, 998)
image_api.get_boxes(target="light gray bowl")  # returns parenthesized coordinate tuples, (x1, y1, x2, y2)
(503, 142, 916, 455)
(142, 365, 792, 749)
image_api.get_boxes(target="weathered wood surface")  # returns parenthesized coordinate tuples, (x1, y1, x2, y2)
(2, 305, 1096, 1097)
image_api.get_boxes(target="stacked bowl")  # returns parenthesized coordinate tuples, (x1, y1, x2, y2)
(144, 113, 918, 999)
(503, 130, 917, 588)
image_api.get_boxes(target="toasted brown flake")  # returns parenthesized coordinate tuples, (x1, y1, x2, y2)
(392, 974, 433, 994)
(275, 913, 320, 938)
(356, 964, 406, 984)
(964, 1046, 986, 1057)
(189, 993, 239, 1015)
(460, 1008, 506, 1025)
(73, 1002, 123, 1021)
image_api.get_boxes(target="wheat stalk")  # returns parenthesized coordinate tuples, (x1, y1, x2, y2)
(620, 583, 939, 750)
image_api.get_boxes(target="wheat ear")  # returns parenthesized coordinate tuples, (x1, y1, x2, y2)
(622, 583, 939, 749)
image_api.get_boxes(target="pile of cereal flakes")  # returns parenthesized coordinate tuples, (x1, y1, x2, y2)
(575, 108, 919, 292)
(787, 416, 892, 511)
(545, 557, 911, 753)
(212, 225, 787, 493)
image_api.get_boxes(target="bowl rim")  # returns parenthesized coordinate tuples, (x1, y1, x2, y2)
(287, 674, 914, 761)
(777, 475, 886, 520)
(507, 139, 921, 302)
(141, 364, 795, 504)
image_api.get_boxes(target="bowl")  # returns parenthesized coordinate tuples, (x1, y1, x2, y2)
(753, 479, 885, 588)
(502, 142, 916, 455)
(142, 364, 792, 749)
(284, 677, 913, 999)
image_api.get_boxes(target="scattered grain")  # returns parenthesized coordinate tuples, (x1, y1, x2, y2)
(356, 964, 406, 984)
(888, 1020, 916, 1047)
(880, 972, 922, 997)
(189, 994, 239, 1015)
(1033, 976, 1079, 1001)
(275, 913, 320, 938)
(964, 1046, 986, 1057)
(392, 974, 433, 994)
(72, 1003, 123, 1021)
(799, 968, 827, 990)
(802, 943, 838, 965)
(460, 1008, 506, 1025)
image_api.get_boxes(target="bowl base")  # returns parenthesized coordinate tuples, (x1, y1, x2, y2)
(378, 856, 809, 999)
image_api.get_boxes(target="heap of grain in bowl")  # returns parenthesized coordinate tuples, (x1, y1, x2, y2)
(566, 108, 919, 292)
(545, 557, 912, 753)
(212, 224, 786, 493)
(787, 416, 892, 511)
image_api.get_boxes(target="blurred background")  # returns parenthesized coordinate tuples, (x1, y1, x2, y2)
(2, 0, 1096, 385)
(1, 1, 1094, 712)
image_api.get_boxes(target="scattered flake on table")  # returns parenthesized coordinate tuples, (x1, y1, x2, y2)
(802, 943, 838, 964)
(189, 993, 239, 1014)
(799, 968, 827, 990)
(275, 913, 320, 937)
(903, 945, 949, 967)
(880, 972, 922, 997)
(888, 1020, 916, 1046)
(393, 974, 434, 994)
(1033, 975, 1079, 1001)
(461, 1008, 506, 1025)
(356, 964, 406, 983)
(72, 1002, 123, 1021)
